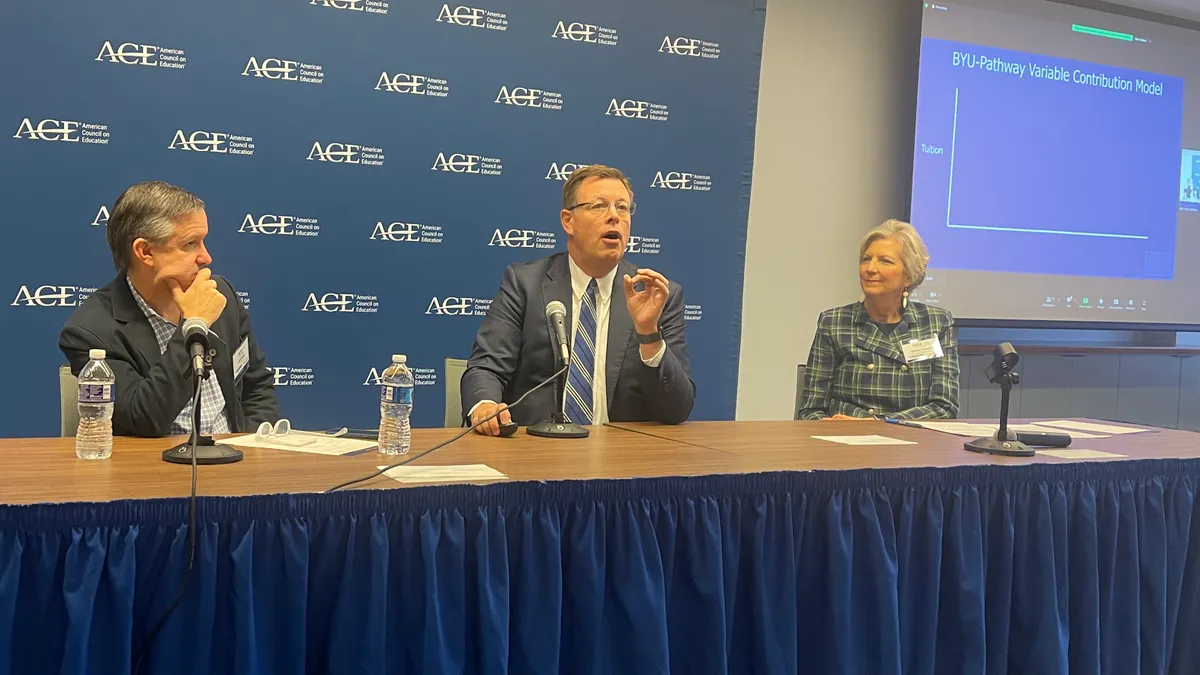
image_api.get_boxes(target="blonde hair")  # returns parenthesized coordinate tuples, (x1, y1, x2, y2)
(562, 164, 634, 209)
(859, 219, 930, 290)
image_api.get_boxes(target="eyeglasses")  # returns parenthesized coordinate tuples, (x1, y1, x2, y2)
(567, 200, 636, 218)
(255, 419, 348, 446)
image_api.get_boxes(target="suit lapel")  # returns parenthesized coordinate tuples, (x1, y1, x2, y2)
(606, 263, 634, 407)
(542, 254, 573, 355)
(852, 303, 907, 364)
(111, 276, 166, 371)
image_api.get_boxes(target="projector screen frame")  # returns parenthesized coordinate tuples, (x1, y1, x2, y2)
(908, 0, 1200, 331)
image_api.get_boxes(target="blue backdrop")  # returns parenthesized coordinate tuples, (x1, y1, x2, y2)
(0, 0, 765, 435)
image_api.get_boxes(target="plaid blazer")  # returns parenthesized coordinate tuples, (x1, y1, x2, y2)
(797, 301, 960, 420)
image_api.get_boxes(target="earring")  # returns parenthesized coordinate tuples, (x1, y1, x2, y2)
(902, 289, 909, 309)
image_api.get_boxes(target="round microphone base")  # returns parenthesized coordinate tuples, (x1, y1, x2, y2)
(526, 421, 590, 439)
(964, 436, 1033, 458)
(162, 436, 245, 464)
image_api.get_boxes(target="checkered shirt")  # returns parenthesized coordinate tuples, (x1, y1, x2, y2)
(797, 301, 960, 420)
(127, 280, 231, 435)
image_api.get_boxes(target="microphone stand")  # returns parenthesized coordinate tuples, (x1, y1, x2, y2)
(162, 349, 244, 464)
(527, 354, 590, 439)
(964, 369, 1034, 458)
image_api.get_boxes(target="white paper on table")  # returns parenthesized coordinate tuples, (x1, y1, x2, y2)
(1032, 420, 1148, 435)
(216, 433, 377, 455)
(914, 421, 1108, 439)
(378, 464, 508, 483)
(1038, 449, 1128, 460)
(913, 422, 1000, 437)
(811, 435, 917, 446)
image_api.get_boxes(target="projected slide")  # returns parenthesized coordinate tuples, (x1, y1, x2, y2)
(911, 38, 1185, 280)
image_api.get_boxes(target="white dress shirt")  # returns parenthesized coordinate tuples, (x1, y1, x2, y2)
(471, 256, 667, 425)
(565, 257, 664, 425)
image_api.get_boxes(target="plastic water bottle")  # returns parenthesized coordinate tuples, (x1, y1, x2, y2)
(76, 349, 115, 460)
(378, 354, 414, 455)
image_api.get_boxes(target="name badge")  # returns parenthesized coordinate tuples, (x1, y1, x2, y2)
(233, 338, 250, 381)
(901, 335, 944, 363)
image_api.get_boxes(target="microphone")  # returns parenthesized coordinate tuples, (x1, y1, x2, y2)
(545, 301, 569, 366)
(525, 300, 588, 439)
(181, 317, 210, 377)
(1013, 431, 1072, 448)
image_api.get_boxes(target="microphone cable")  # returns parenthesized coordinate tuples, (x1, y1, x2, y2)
(132, 373, 203, 675)
(325, 363, 568, 493)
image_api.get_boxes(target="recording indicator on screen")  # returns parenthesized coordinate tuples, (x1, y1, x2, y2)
(1071, 24, 1150, 44)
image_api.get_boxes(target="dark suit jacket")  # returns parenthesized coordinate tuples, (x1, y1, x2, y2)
(59, 273, 279, 437)
(462, 253, 695, 425)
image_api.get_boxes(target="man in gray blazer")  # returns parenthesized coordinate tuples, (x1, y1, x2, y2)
(462, 164, 695, 434)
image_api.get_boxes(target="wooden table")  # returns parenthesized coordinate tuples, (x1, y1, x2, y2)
(608, 418, 1200, 469)
(2, 419, 1197, 505)
(0, 425, 752, 505)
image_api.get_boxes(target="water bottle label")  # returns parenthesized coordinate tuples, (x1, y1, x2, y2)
(79, 384, 113, 404)
(381, 384, 413, 405)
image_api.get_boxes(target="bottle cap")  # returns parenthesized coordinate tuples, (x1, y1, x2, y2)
(89, 349, 106, 360)
(392, 354, 406, 363)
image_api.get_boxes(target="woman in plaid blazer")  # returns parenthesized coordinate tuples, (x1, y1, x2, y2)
(797, 220, 959, 420)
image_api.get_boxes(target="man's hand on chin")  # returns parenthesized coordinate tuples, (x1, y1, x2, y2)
(167, 268, 226, 327)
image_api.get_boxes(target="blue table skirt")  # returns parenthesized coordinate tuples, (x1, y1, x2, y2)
(1, 460, 1198, 674)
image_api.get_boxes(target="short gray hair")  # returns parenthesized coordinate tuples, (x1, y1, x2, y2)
(106, 181, 205, 272)
(859, 219, 930, 290)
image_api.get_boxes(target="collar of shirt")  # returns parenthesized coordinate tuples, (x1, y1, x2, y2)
(567, 255, 618, 306)
(854, 300, 911, 332)
(127, 278, 180, 352)
(127, 278, 223, 350)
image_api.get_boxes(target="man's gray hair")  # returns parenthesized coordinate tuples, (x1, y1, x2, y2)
(859, 219, 930, 290)
(106, 180, 205, 272)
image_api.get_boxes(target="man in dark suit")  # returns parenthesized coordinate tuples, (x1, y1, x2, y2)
(59, 180, 278, 437)
(462, 164, 695, 434)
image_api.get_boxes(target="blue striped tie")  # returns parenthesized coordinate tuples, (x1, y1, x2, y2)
(564, 280, 597, 425)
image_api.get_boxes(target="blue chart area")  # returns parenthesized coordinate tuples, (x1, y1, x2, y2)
(912, 38, 1184, 279)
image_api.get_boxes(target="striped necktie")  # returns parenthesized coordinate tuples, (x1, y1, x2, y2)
(564, 279, 597, 425)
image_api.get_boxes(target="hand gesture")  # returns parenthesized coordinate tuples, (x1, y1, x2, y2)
(623, 268, 670, 335)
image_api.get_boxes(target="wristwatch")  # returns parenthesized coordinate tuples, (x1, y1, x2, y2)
(635, 330, 662, 344)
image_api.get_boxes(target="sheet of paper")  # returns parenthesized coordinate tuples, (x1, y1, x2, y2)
(811, 435, 917, 446)
(1032, 420, 1148, 435)
(216, 433, 377, 455)
(379, 464, 507, 483)
(1038, 449, 1128, 460)
(912, 422, 1000, 437)
(914, 421, 1108, 439)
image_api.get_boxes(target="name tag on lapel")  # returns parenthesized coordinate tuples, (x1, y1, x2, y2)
(233, 338, 250, 381)
(901, 335, 943, 363)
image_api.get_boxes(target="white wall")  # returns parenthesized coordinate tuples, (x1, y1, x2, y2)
(735, 0, 922, 420)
